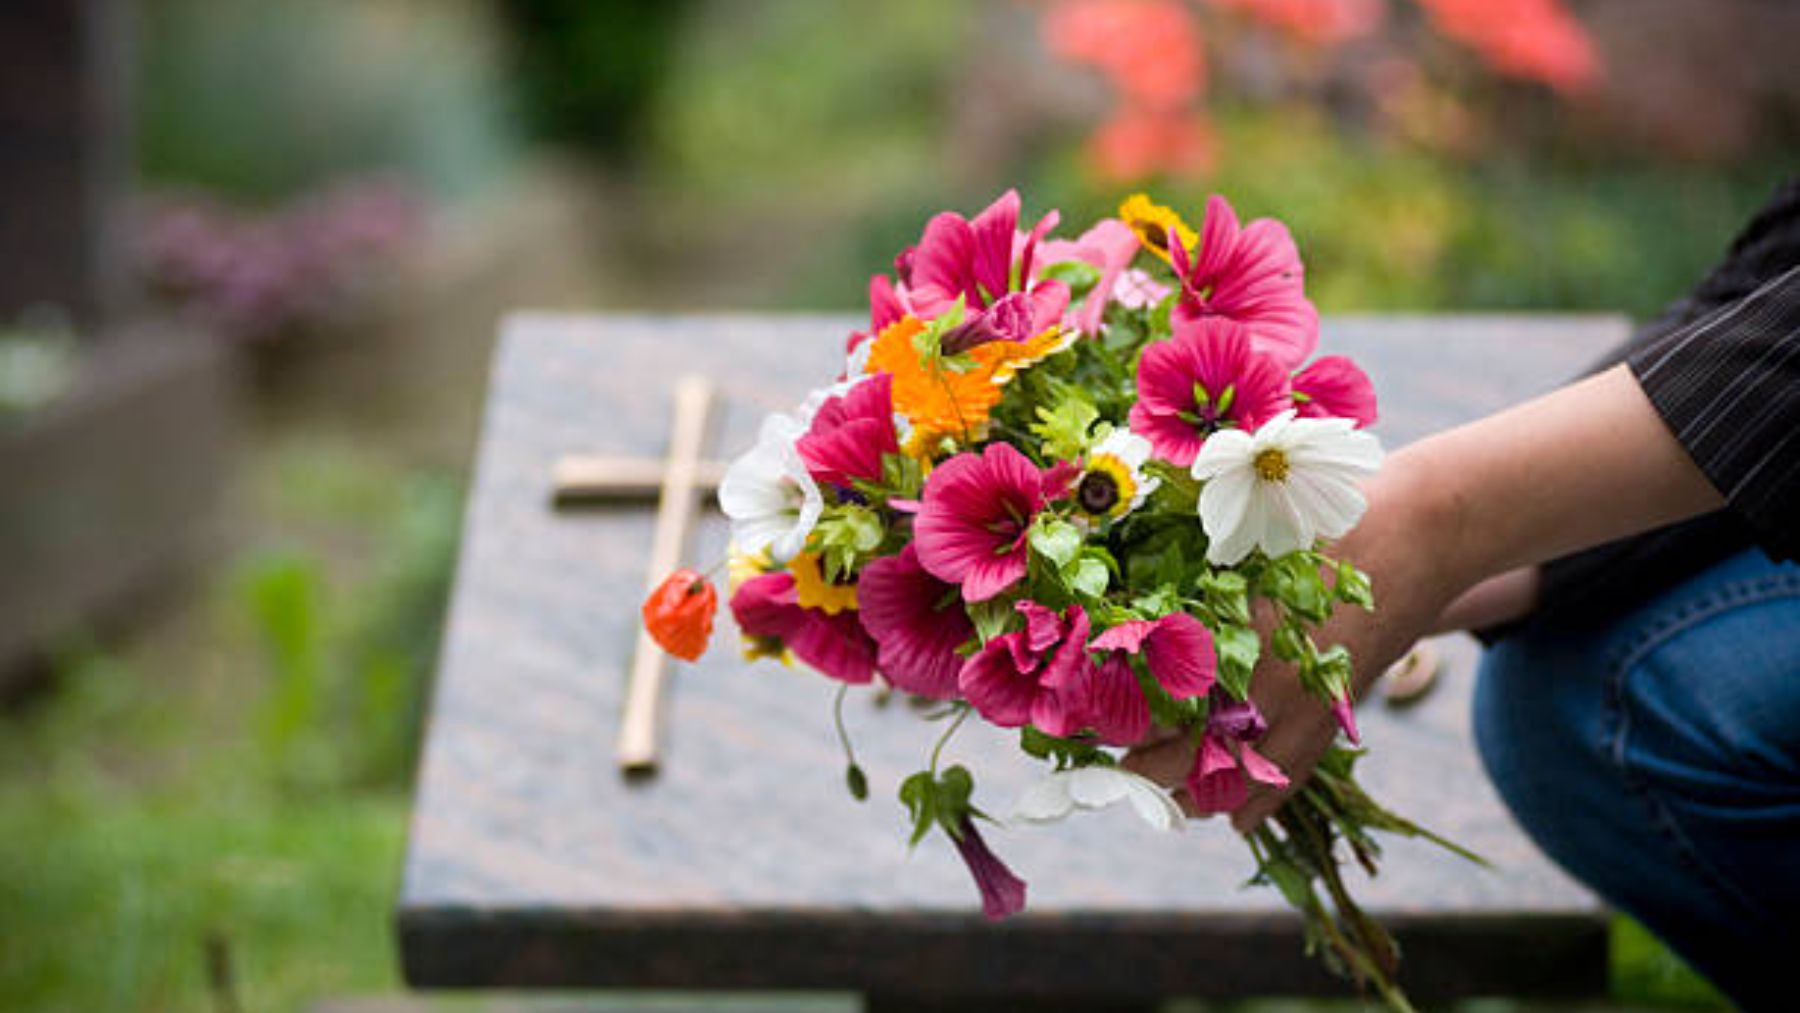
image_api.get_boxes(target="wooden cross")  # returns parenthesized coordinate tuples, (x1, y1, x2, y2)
(551, 374, 731, 774)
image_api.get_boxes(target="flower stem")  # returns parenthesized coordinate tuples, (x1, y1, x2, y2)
(833, 684, 859, 769)
(929, 704, 972, 774)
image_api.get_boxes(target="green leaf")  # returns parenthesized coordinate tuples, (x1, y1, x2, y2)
(1271, 621, 1311, 665)
(1029, 395, 1100, 462)
(966, 597, 1018, 644)
(899, 771, 937, 848)
(1260, 553, 1332, 623)
(813, 504, 886, 580)
(1213, 623, 1260, 699)
(1039, 259, 1102, 299)
(1334, 559, 1374, 609)
(1197, 570, 1250, 626)
(1068, 556, 1110, 599)
(1029, 517, 1082, 570)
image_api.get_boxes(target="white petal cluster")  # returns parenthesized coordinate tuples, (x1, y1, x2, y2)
(718, 413, 823, 563)
(1011, 766, 1185, 832)
(1190, 410, 1383, 566)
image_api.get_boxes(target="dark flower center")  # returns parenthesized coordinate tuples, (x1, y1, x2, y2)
(1077, 471, 1120, 515)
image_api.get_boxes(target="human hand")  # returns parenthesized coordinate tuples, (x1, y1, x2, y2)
(1124, 448, 1467, 830)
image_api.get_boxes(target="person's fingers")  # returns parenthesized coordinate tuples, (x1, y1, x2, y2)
(1230, 782, 1290, 834)
(1133, 724, 1184, 748)
(1120, 736, 1196, 791)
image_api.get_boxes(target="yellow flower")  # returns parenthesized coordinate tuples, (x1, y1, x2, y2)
(789, 551, 859, 614)
(865, 315, 1074, 458)
(1119, 193, 1196, 264)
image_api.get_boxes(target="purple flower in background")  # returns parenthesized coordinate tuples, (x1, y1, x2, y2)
(137, 175, 427, 344)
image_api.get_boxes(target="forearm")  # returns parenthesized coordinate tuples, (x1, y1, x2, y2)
(1377, 363, 1724, 601)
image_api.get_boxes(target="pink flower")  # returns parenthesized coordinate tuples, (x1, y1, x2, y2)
(1170, 194, 1319, 369)
(915, 443, 1076, 602)
(1129, 316, 1292, 466)
(729, 572, 877, 685)
(958, 602, 1094, 735)
(1036, 218, 1141, 335)
(1072, 612, 1216, 746)
(1082, 655, 1150, 745)
(1091, 612, 1217, 698)
(797, 373, 899, 487)
(905, 190, 1063, 319)
(857, 545, 974, 700)
(1291, 355, 1378, 427)
(950, 815, 1027, 920)
(1184, 694, 1289, 814)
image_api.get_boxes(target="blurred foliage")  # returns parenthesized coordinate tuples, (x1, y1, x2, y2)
(237, 473, 461, 794)
(648, 0, 973, 211)
(139, 0, 519, 202)
(495, 0, 693, 159)
(0, 439, 460, 1010)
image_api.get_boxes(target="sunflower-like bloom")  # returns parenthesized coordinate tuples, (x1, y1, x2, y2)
(1118, 192, 1197, 265)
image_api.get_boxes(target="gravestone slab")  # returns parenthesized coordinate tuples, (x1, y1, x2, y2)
(400, 313, 1626, 1005)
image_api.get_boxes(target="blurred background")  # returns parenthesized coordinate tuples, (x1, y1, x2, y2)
(1, 0, 1793, 1009)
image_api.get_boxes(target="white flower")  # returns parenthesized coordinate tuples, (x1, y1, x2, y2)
(718, 413, 823, 563)
(1011, 766, 1185, 832)
(1189, 410, 1383, 566)
(1077, 427, 1161, 520)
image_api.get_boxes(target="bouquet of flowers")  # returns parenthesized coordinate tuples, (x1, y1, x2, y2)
(643, 190, 1473, 1010)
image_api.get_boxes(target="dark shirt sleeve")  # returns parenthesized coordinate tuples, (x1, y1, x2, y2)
(1493, 175, 1800, 636)
(1627, 266, 1800, 561)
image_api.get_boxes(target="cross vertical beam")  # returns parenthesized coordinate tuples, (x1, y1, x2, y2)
(615, 374, 717, 773)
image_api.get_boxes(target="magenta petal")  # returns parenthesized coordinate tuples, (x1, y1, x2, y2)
(1086, 655, 1150, 746)
(786, 610, 878, 685)
(959, 634, 1037, 728)
(950, 817, 1027, 920)
(729, 573, 802, 640)
(1019, 600, 1066, 654)
(1331, 693, 1361, 746)
(1292, 355, 1378, 427)
(1186, 734, 1248, 814)
(1091, 619, 1154, 654)
(869, 273, 905, 332)
(959, 554, 1029, 603)
(969, 190, 1022, 302)
(1237, 741, 1291, 788)
(1026, 279, 1071, 336)
(1143, 613, 1216, 700)
(797, 417, 889, 486)
(1036, 606, 1091, 689)
(857, 545, 973, 700)
(911, 212, 980, 315)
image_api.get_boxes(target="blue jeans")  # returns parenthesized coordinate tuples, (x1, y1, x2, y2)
(1475, 548, 1800, 1010)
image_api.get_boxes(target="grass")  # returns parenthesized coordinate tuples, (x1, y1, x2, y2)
(0, 431, 459, 1012)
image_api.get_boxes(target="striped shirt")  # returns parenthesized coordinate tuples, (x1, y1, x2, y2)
(1529, 176, 1800, 629)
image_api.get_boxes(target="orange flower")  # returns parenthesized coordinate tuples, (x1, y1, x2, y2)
(641, 568, 717, 661)
(864, 316, 1073, 457)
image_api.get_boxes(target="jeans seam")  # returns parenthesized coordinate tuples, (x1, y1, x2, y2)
(1600, 571, 1800, 930)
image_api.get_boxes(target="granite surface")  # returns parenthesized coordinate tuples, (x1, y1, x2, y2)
(400, 313, 1629, 1002)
